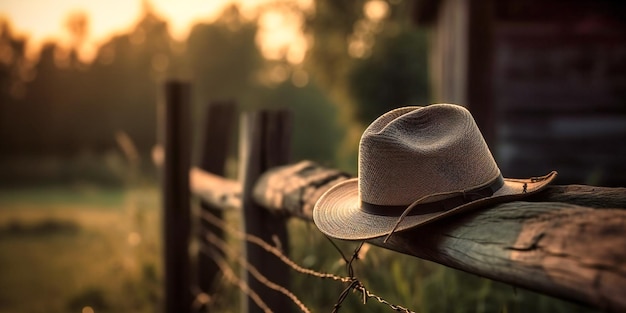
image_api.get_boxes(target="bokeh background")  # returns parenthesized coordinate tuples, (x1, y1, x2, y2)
(0, 0, 624, 312)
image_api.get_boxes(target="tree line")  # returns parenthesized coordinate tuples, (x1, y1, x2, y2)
(0, 1, 428, 177)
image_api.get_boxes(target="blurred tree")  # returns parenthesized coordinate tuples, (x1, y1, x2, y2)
(300, 0, 429, 170)
(0, 20, 24, 97)
(259, 79, 344, 164)
(65, 11, 89, 55)
(184, 4, 265, 111)
(0, 0, 430, 183)
(183, 4, 268, 161)
(0, 20, 32, 154)
(23, 42, 73, 154)
(88, 4, 172, 153)
(0, 3, 176, 158)
(304, 0, 428, 124)
(348, 29, 429, 124)
(304, 0, 366, 88)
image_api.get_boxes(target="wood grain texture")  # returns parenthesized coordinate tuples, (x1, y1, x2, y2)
(196, 101, 237, 306)
(253, 160, 351, 220)
(238, 110, 293, 313)
(193, 161, 626, 312)
(371, 203, 626, 313)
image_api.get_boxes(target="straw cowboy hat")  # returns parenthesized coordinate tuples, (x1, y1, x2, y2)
(313, 104, 557, 241)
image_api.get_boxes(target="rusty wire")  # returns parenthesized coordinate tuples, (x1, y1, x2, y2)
(199, 244, 273, 313)
(203, 231, 311, 313)
(200, 210, 351, 283)
(199, 209, 415, 313)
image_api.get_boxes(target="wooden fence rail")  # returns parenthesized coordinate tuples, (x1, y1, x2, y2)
(161, 81, 625, 313)
(191, 159, 626, 313)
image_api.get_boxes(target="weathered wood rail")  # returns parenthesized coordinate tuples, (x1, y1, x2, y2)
(192, 160, 626, 313)
(159, 81, 625, 313)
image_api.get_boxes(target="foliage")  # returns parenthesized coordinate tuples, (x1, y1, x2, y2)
(258, 80, 345, 165)
(298, 0, 431, 170)
(0, 0, 434, 183)
(348, 29, 430, 124)
(303, 0, 367, 89)
(183, 5, 265, 112)
(0, 2, 373, 184)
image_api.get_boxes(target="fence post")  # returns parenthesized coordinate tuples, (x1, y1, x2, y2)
(196, 101, 237, 310)
(239, 110, 292, 313)
(162, 81, 192, 313)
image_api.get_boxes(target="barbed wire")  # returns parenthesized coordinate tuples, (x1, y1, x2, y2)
(199, 244, 274, 313)
(200, 210, 351, 283)
(203, 231, 311, 313)
(199, 210, 416, 313)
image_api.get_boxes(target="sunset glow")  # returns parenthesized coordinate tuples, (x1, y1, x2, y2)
(0, 0, 312, 63)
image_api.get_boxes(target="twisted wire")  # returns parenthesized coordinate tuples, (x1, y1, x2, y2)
(199, 210, 415, 313)
(204, 230, 310, 313)
(199, 244, 273, 313)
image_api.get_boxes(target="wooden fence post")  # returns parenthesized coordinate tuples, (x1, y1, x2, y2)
(162, 81, 192, 313)
(196, 101, 237, 310)
(239, 110, 292, 313)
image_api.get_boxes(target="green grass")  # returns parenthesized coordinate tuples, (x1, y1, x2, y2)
(0, 186, 602, 313)
(0, 186, 125, 208)
(0, 186, 162, 313)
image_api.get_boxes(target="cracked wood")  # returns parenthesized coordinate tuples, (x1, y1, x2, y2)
(193, 160, 626, 313)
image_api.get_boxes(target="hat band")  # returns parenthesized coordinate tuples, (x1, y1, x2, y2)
(360, 175, 505, 216)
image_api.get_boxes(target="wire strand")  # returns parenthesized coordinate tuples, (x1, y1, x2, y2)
(204, 230, 311, 313)
(199, 244, 273, 313)
(199, 209, 415, 313)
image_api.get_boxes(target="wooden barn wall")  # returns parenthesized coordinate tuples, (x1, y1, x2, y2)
(426, 0, 496, 147)
(492, 1, 626, 186)
(428, 0, 469, 105)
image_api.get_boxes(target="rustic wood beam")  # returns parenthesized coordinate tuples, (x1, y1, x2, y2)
(191, 161, 626, 313)
(161, 81, 192, 313)
(238, 110, 293, 313)
(195, 101, 237, 308)
(190, 167, 241, 209)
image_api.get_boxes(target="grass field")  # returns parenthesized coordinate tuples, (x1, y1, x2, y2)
(0, 185, 602, 313)
(0, 186, 162, 313)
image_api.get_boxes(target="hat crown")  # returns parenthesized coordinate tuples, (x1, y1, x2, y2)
(358, 104, 500, 206)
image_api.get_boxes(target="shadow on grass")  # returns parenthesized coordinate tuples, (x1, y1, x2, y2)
(0, 218, 81, 237)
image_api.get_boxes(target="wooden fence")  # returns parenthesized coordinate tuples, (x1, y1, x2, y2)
(159, 81, 626, 313)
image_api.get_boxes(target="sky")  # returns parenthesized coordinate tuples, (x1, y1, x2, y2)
(0, 0, 312, 63)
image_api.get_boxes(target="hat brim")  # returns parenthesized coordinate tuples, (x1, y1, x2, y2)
(313, 172, 557, 240)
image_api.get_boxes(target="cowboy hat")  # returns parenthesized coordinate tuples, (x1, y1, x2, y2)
(313, 104, 556, 240)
